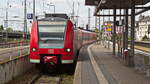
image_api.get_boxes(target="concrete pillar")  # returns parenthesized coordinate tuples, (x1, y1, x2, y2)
(125, 8, 128, 50)
(130, 0, 135, 66)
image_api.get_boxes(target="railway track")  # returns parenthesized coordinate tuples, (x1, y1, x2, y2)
(28, 73, 63, 84)
(27, 64, 75, 84)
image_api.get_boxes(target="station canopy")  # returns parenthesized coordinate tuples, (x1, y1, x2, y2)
(85, 0, 150, 9)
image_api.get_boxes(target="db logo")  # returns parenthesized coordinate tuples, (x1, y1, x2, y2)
(48, 49, 54, 53)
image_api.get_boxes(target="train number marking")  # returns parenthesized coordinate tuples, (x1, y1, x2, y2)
(48, 49, 54, 53)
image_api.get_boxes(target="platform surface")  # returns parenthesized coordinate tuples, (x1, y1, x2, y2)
(74, 43, 150, 84)
(0, 45, 29, 62)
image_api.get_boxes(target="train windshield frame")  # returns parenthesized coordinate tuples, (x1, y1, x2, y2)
(38, 20, 67, 48)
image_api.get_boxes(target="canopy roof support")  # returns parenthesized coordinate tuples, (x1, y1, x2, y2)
(85, 0, 150, 66)
(130, 0, 135, 66)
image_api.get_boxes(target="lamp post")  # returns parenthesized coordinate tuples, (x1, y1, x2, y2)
(33, 0, 36, 20)
(24, 0, 27, 40)
(5, 1, 10, 41)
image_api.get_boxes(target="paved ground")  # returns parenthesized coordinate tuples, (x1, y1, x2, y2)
(81, 46, 99, 84)
(91, 44, 150, 84)
(74, 45, 99, 84)
(74, 43, 150, 84)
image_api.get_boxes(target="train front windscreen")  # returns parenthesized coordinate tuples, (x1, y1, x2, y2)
(38, 21, 66, 48)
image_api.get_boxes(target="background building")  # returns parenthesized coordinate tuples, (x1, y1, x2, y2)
(136, 15, 150, 41)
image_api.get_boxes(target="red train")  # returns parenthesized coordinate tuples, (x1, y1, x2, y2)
(29, 15, 95, 68)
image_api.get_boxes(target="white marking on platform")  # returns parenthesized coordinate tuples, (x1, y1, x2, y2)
(87, 44, 109, 84)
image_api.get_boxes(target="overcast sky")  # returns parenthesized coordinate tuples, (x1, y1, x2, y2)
(0, 0, 95, 31)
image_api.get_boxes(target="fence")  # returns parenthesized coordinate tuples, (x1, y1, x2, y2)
(0, 41, 29, 48)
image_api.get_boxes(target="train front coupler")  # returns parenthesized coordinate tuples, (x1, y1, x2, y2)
(44, 56, 57, 65)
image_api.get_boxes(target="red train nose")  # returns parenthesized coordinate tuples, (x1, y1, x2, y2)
(44, 56, 57, 64)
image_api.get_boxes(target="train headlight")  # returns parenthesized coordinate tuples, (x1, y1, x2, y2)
(65, 48, 71, 52)
(32, 48, 36, 52)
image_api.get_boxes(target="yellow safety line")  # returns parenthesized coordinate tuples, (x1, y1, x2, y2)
(135, 46, 150, 53)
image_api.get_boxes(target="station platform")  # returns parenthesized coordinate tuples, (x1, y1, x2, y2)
(74, 43, 150, 84)
(0, 45, 29, 63)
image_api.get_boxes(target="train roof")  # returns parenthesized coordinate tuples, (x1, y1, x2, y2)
(45, 14, 69, 19)
(38, 17, 67, 22)
(37, 13, 69, 22)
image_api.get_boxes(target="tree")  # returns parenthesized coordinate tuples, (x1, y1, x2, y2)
(142, 35, 148, 41)
(6, 27, 13, 32)
(0, 25, 4, 31)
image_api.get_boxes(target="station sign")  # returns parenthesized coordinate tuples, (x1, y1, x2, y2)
(106, 24, 112, 32)
(27, 13, 33, 19)
(106, 28, 112, 32)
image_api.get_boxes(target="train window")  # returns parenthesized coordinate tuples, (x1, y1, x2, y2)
(38, 21, 66, 48)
